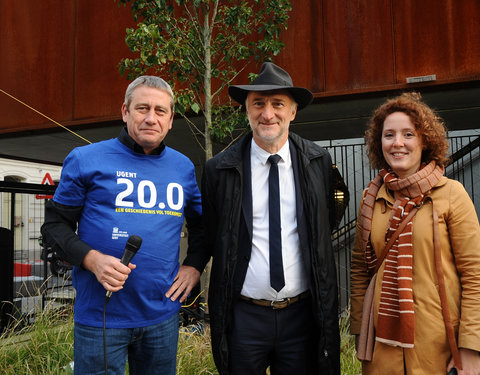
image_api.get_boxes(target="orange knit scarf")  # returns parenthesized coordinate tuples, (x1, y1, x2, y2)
(359, 161, 444, 347)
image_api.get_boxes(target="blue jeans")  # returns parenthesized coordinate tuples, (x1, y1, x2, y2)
(73, 313, 179, 375)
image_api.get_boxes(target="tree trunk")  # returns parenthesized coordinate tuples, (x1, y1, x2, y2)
(201, 7, 213, 313)
(203, 10, 213, 161)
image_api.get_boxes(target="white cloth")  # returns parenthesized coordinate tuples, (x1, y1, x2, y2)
(240, 139, 308, 300)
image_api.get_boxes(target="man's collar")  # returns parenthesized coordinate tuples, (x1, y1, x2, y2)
(118, 127, 165, 155)
(251, 138, 290, 166)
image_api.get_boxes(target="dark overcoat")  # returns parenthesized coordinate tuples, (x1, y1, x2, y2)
(184, 132, 341, 374)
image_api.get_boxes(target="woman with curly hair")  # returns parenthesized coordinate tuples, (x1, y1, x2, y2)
(350, 92, 480, 375)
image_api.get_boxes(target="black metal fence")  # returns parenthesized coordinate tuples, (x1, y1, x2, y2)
(1, 134, 479, 328)
(0, 181, 73, 332)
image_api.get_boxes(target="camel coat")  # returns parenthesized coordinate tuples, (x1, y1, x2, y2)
(350, 177, 480, 375)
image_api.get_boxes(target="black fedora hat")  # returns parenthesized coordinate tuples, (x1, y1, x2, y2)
(228, 62, 314, 110)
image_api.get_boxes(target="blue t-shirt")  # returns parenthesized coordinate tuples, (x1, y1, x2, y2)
(53, 138, 202, 328)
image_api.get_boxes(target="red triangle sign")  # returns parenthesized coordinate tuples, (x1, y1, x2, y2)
(41, 172, 54, 186)
(36, 172, 55, 199)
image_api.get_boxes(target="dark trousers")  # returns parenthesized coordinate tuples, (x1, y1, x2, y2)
(228, 296, 318, 375)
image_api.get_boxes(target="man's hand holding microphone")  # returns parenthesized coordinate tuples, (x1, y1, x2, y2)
(82, 235, 142, 301)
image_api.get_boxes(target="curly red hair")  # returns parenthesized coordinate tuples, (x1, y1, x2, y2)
(365, 92, 449, 170)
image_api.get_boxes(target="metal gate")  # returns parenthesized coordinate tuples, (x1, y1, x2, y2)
(0, 181, 73, 332)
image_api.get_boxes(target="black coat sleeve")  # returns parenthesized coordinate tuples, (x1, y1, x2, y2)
(182, 163, 215, 273)
(41, 200, 92, 267)
(182, 214, 210, 273)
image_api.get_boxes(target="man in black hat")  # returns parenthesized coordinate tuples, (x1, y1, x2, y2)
(183, 62, 341, 374)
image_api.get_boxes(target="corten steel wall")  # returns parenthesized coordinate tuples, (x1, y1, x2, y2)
(1, 0, 480, 135)
(276, 0, 480, 95)
(0, 0, 135, 134)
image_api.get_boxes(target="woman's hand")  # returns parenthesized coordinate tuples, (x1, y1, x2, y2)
(447, 348, 480, 375)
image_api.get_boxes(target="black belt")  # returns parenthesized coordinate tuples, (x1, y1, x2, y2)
(239, 290, 311, 309)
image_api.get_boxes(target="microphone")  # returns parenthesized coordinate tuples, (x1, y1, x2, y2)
(105, 234, 143, 302)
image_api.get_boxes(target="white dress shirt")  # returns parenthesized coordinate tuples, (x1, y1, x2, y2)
(240, 138, 308, 300)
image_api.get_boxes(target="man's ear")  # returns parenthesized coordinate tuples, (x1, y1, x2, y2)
(121, 103, 128, 122)
(290, 104, 298, 122)
(168, 112, 174, 130)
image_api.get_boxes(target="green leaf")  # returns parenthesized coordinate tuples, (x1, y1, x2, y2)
(191, 103, 201, 114)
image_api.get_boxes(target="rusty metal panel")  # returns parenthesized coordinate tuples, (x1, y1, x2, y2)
(322, 0, 395, 92)
(0, 0, 134, 135)
(0, 1, 75, 133)
(73, 0, 135, 122)
(393, 0, 480, 84)
(275, 0, 325, 92)
(2, 0, 480, 136)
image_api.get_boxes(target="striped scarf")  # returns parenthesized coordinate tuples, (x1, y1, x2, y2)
(359, 161, 444, 347)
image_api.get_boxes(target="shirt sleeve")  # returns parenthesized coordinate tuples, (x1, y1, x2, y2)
(41, 199, 92, 267)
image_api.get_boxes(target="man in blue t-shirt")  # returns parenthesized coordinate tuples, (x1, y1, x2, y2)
(42, 76, 203, 375)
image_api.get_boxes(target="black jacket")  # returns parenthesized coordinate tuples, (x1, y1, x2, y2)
(184, 132, 341, 374)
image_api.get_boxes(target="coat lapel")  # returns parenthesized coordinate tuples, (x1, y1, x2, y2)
(290, 141, 311, 282)
(241, 140, 253, 238)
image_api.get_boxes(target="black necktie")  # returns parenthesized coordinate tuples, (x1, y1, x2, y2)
(268, 154, 285, 292)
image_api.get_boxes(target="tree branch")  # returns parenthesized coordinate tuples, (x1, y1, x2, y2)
(211, 62, 250, 99)
(183, 115, 206, 152)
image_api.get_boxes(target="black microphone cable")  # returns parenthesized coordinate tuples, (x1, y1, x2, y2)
(102, 235, 142, 375)
(103, 296, 109, 375)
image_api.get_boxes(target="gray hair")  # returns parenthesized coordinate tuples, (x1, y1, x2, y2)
(124, 76, 175, 112)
